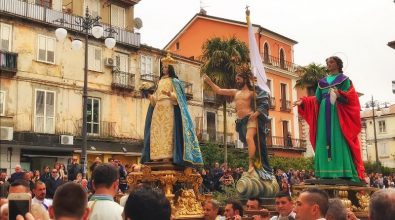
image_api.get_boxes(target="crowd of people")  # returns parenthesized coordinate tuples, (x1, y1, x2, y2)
(1, 158, 395, 220)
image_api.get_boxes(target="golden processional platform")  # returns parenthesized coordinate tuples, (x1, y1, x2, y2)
(126, 162, 206, 219)
(292, 179, 378, 220)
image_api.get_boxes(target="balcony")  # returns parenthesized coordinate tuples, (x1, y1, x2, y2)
(0, 50, 18, 77)
(112, 70, 135, 91)
(140, 73, 159, 83)
(77, 120, 116, 138)
(269, 97, 276, 110)
(266, 136, 307, 149)
(280, 99, 291, 112)
(261, 54, 298, 72)
(203, 90, 217, 105)
(0, 0, 140, 48)
(181, 80, 193, 100)
(198, 130, 234, 145)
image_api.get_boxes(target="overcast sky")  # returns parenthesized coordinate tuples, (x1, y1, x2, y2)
(134, 0, 395, 105)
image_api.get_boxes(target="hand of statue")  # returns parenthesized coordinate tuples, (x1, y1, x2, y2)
(202, 74, 211, 84)
(249, 112, 259, 121)
(293, 100, 302, 107)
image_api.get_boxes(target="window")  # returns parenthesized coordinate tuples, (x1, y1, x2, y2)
(176, 42, 180, 50)
(87, 97, 100, 135)
(114, 53, 129, 85)
(111, 5, 125, 28)
(378, 120, 386, 133)
(115, 53, 128, 72)
(85, 0, 100, 17)
(141, 55, 153, 80)
(37, 35, 55, 63)
(1, 23, 12, 51)
(0, 91, 5, 116)
(34, 90, 55, 133)
(379, 142, 388, 157)
(88, 45, 102, 72)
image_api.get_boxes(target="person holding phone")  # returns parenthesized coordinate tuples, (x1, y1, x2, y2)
(7, 192, 31, 220)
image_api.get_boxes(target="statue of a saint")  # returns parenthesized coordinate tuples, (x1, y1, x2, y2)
(141, 53, 203, 167)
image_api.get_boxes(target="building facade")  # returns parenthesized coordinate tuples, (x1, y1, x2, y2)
(361, 104, 395, 168)
(0, 0, 202, 174)
(164, 12, 307, 157)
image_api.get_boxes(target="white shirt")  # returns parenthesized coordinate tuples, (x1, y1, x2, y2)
(270, 211, 296, 220)
(88, 195, 123, 220)
(32, 197, 52, 211)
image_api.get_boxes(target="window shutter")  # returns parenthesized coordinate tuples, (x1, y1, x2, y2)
(0, 24, 11, 51)
(111, 5, 118, 26)
(147, 57, 152, 74)
(35, 90, 45, 133)
(45, 92, 55, 133)
(117, 54, 128, 72)
(88, 46, 94, 70)
(94, 47, 101, 71)
(46, 38, 55, 63)
(38, 36, 46, 61)
(52, 0, 62, 11)
(0, 91, 4, 116)
(119, 7, 125, 28)
(141, 56, 146, 75)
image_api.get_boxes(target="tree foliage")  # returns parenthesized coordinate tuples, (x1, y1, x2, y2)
(200, 36, 250, 162)
(200, 143, 314, 172)
(295, 63, 328, 95)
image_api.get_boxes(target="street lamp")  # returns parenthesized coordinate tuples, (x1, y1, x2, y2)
(392, 80, 395, 94)
(54, 7, 117, 178)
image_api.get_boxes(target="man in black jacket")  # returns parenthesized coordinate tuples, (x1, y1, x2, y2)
(67, 156, 82, 181)
(46, 168, 63, 199)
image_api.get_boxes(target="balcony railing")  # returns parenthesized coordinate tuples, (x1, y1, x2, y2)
(198, 130, 234, 145)
(181, 80, 193, 100)
(77, 120, 116, 138)
(280, 99, 292, 112)
(112, 70, 135, 90)
(203, 90, 217, 104)
(0, 0, 140, 48)
(140, 73, 159, 83)
(261, 54, 298, 72)
(269, 97, 276, 110)
(266, 136, 307, 149)
(0, 50, 18, 76)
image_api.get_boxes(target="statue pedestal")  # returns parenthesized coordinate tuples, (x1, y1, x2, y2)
(292, 180, 378, 219)
(127, 164, 205, 219)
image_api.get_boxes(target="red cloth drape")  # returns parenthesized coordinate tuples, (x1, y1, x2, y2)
(298, 96, 319, 151)
(337, 84, 365, 179)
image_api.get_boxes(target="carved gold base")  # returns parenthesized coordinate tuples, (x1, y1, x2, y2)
(292, 183, 378, 219)
(127, 165, 204, 219)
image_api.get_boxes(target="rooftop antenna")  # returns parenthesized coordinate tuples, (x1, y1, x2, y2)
(199, 0, 209, 15)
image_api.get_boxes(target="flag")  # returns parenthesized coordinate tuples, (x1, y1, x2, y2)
(246, 9, 271, 94)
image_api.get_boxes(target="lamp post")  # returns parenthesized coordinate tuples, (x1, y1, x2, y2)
(55, 7, 116, 178)
(366, 96, 380, 172)
(392, 80, 395, 94)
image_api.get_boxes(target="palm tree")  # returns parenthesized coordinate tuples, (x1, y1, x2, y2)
(200, 36, 250, 163)
(295, 63, 328, 96)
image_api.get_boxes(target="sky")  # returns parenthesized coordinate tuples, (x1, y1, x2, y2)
(134, 0, 395, 106)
